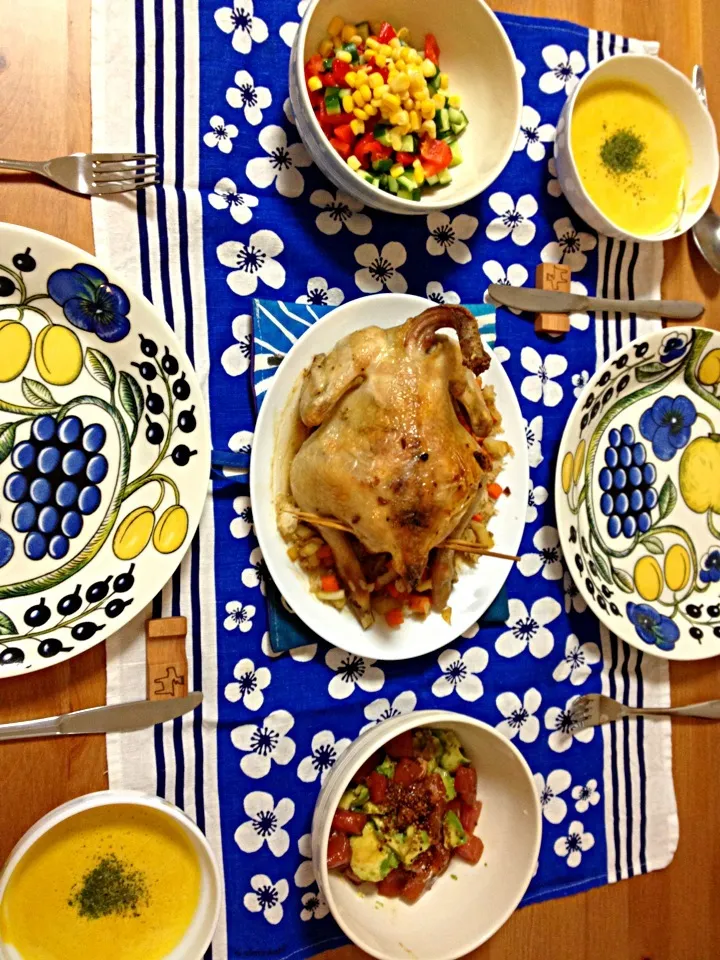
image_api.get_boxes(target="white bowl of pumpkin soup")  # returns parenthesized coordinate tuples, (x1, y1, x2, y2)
(554, 54, 719, 241)
(0, 791, 220, 960)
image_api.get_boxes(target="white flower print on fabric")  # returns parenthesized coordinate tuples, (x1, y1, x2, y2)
(516, 58, 526, 79)
(534, 769, 571, 824)
(218, 231, 285, 297)
(261, 632, 283, 660)
(539, 45, 586, 97)
(554, 820, 595, 868)
(231, 495, 253, 539)
(325, 648, 385, 700)
(354, 242, 407, 293)
(545, 697, 595, 753)
(301, 890, 329, 921)
(525, 415, 544, 468)
(495, 596, 560, 659)
(496, 688, 542, 743)
(569, 281, 590, 330)
(547, 157, 562, 198)
(235, 792, 294, 856)
(221, 314, 251, 376)
(514, 105, 555, 161)
(426, 281, 460, 305)
(493, 346, 510, 364)
(203, 115, 239, 154)
(518, 526, 563, 581)
(215, 1, 268, 55)
(209, 178, 259, 226)
(297, 730, 352, 784)
(461, 622, 479, 640)
(296, 276, 344, 306)
(223, 602, 257, 636)
(279, 0, 311, 47)
(246, 126, 312, 198)
(244, 874, 288, 925)
(225, 657, 269, 711)
(527, 480, 548, 523)
(360, 691, 417, 733)
(426, 213, 478, 264)
(294, 834, 315, 887)
(486, 193, 537, 247)
(224, 429, 253, 478)
(572, 779, 600, 813)
(232, 709, 296, 778)
(520, 346, 567, 407)
(242, 546, 266, 594)
(541, 216, 597, 272)
(310, 189, 372, 235)
(482, 260, 529, 314)
(553, 634, 601, 687)
(432, 647, 488, 702)
(290, 643, 318, 662)
(572, 370, 590, 397)
(563, 570, 587, 614)
(227, 70, 272, 126)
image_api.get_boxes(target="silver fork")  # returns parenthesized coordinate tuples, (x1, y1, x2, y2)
(569, 693, 720, 731)
(0, 152, 159, 195)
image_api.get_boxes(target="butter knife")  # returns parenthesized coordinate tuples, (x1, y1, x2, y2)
(0, 692, 203, 742)
(487, 284, 704, 320)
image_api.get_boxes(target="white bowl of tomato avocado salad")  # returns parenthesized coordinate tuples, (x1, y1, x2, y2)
(289, 0, 522, 213)
(312, 710, 541, 960)
(0, 791, 221, 960)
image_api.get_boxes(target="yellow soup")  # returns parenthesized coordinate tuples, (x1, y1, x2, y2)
(0, 804, 201, 960)
(571, 79, 691, 235)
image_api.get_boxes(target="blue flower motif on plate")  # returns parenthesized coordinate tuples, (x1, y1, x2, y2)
(639, 395, 696, 461)
(47, 263, 131, 342)
(699, 548, 720, 584)
(659, 330, 691, 364)
(626, 602, 680, 651)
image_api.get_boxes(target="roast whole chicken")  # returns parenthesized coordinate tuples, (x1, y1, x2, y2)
(287, 306, 502, 625)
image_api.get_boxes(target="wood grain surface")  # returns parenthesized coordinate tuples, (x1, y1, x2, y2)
(0, 2, 718, 959)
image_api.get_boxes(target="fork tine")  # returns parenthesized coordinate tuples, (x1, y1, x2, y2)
(91, 177, 160, 195)
(92, 163, 158, 182)
(89, 153, 157, 163)
(569, 696, 592, 728)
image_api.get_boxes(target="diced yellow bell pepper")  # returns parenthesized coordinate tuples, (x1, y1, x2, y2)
(448, 94, 462, 108)
(439, 72, 449, 90)
(341, 24, 356, 43)
(414, 165, 425, 185)
(347, 155, 362, 171)
(390, 163, 404, 178)
(328, 16, 344, 36)
(319, 39, 334, 58)
(307, 76, 323, 92)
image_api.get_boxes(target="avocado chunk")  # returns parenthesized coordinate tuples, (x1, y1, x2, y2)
(435, 730, 470, 773)
(438, 769, 456, 800)
(443, 810, 468, 848)
(376, 756, 396, 778)
(386, 824, 432, 865)
(362, 801, 387, 815)
(339, 784, 370, 810)
(350, 823, 398, 882)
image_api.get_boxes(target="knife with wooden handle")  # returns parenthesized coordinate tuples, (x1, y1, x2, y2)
(487, 284, 704, 320)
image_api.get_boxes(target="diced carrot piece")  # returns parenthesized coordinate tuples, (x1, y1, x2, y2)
(472, 513, 483, 522)
(317, 544, 334, 561)
(408, 595, 431, 616)
(386, 582, 402, 600)
(487, 483, 503, 500)
(385, 607, 405, 627)
(321, 574, 340, 593)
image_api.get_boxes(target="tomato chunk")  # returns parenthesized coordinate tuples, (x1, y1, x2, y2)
(327, 831, 351, 869)
(332, 809, 367, 835)
(431, 843, 452, 878)
(305, 53, 325, 79)
(454, 765, 477, 806)
(394, 757, 424, 785)
(378, 21, 397, 43)
(367, 770, 388, 804)
(333, 124, 356, 146)
(353, 131, 392, 169)
(329, 138, 351, 160)
(332, 58, 351, 85)
(420, 138, 452, 175)
(455, 834, 484, 864)
(395, 151, 415, 166)
(385, 730, 415, 758)
(460, 799, 482, 836)
(424, 33, 440, 66)
(401, 874, 427, 903)
(355, 749, 383, 782)
(377, 867, 407, 897)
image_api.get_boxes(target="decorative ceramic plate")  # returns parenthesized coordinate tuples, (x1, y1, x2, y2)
(0, 224, 210, 677)
(556, 326, 720, 661)
(250, 293, 528, 662)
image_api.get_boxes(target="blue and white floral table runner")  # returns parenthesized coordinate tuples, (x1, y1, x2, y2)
(91, 4, 677, 958)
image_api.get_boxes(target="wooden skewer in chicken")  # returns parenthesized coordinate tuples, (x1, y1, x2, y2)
(288, 305, 506, 626)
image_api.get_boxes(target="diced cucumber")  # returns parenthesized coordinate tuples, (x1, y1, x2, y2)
(378, 174, 389, 192)
(339, 87, 351, 99)
(342, 42, 359, 62)
(437, 168, 452, 185)
(386, 175, 399, 194)
(425, 174, 439, 186)
(397, 188, 414, 200)
(428, 72, 442, 92)
(374, 126, 392, 146)
(448, 107, 464, 126)
(324, 87, 341, 115)
(397, 173, 416, 193)
(449, 140, 463, 167)
(322, 58, 333, 71)
(399, 134, 415, 153)
(356, 170, 374, 183)
(438, 128, 454, 140)
(436, 108, 450, 132)
(370, 176, 381, 188)
(356, 21, 370, 40)
(372, 157, 393, 173)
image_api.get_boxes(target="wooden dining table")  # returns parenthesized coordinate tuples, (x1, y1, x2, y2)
(0, 0, 719, 957)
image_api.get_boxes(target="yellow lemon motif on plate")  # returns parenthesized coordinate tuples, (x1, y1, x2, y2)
(0, 320, 31, 382)
(664, 544, 690, 592)
(697, 349, 720, 387)
(679, 435, 720, 514)
(573, 439, 586, 484)
(34, 325, 83, 386)
(153, 505, 188, 554)
(634, 555, 663, 601)
(561, 451, 574, 493)
(113, 507, 155, 560)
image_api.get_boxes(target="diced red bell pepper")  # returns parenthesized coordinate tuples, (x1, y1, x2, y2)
(309, 88, 324, 109)
(420, 137, 452, 175)
(355, 749, 383, 782)
(367, 770, 388, 804)
(377, 867, 407, 897)
(305, 54, 325, 79)
(424, 33, 440, 67)
(321, 72, 337, 87)
(332, 809, 367, 835)
(329, 138, 351, 160)
(454, 765, 477, 806)
(460, 799, 482, 836)
(327, 831, 351, 868)
(385, 730, 415, 759)
(393, 757, 424, 786)
(395, 151, 415, 166)
(333, 123, 356, 146)
(316, 102, 354, 129)
(353, 131, 392, 169)
(378, 21, 397, 43)
(332, 58, 352, 85)
(400, 874, 427, 903)
(365, 57, 389, 82)
(455, 834, 484, 864)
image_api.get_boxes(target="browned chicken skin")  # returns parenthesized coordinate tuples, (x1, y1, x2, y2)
(289, 307, 493, 620)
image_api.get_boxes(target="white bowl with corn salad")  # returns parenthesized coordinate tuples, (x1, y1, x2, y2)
(289, 0, 522, 213)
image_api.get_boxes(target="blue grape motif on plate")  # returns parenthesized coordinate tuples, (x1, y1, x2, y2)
(598, 424, 659, 539)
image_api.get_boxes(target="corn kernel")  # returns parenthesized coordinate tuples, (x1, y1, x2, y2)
(341, 24, 356, 42)
(389, 73, 410, 93)
(380, 43, 393, 57)
(390, 162, 404, 178)
(420, 99, 435, 120)
(422, 58, 437, 78)
(319, 38, 334, 57)
(414, 165, 425, 185)
(307, 76, 323, 92)
(336, 49, 352, 63)
(389, 109, 409, 127)
(448, 94, 462, 108)
(397, 26, 410, 40)
(350, 118, 365, 135)
(365, 103, 377, 116)
(389, 37, 401, 50)
(412, 158, 422, 169)
(375, 52, 387, 67)
(359, 83, 372, 102)
(390, 133, 403, 151)
(350, 34, 363, 45)
(353, 107, 368, 120)
(376, 83, 389, 97)
(357, 69, 370, 84)
(409, 109, 420, 132)
(394, 58, 406, 73)
(344, 71, 357, 87)
(439, 72, 449, 90)
(421, 119, 437, 139)
(370, 97, 381, 109)
(328, 16, 344, 36)
(398, 122, 411, 136)
(352, 89, 365, 106)
(433, 92, 446, 109)
(382, 92, 401, 109)
(368, 72, 384, 89)
(342, 94, 354, 113)
(402, 97, 414, 112)
(365, 37, 379, 49)
(347, 155, 362, 171)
